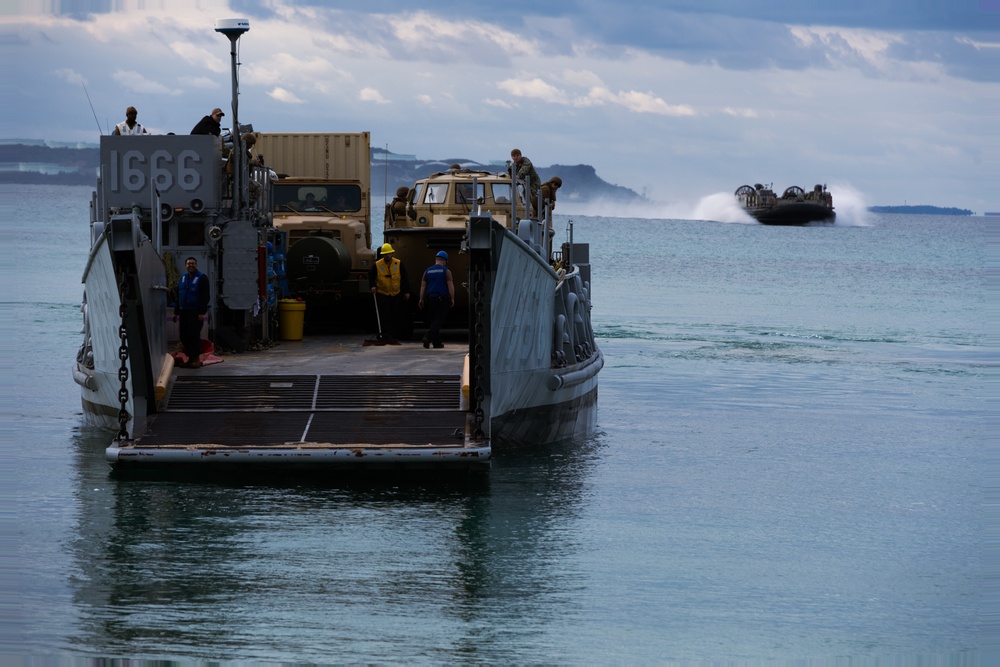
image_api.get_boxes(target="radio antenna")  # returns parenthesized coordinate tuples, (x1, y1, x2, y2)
(82, 83, 104, 135)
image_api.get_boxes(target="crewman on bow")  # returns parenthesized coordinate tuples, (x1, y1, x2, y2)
(113, 106, 149, 135)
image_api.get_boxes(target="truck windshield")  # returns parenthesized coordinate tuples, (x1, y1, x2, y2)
(274, 184, 362, 212)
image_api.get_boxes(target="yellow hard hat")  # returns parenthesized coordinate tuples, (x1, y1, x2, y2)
(380, 242, 394, 254)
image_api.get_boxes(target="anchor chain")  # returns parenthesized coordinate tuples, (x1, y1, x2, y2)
(469, 258, 487, 438)
(115, 270, 131, 441)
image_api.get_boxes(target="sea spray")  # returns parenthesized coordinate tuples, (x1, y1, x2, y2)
(563, 186, 870, 226)
(561, 193, 755, 222)
(690, 192, 755, 224)
(828, 183, 873, 226)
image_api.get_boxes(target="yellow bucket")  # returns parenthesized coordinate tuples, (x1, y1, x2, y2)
(278, 299, 306, 340)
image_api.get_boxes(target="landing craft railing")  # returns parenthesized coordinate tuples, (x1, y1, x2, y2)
(247, 163, 273, 225)
(513, 194, 556, 262)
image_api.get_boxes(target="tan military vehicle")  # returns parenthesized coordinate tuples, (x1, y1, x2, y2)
(255, 132, 376, 326)
(384, 164, 555, 331)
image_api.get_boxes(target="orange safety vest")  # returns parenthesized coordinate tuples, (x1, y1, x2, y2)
(375, 257, 402, 296)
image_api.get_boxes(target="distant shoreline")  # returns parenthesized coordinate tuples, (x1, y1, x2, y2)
(868, 205, 973, 216)
(0, 142, 985, 213)
(0, 141, 644, 204)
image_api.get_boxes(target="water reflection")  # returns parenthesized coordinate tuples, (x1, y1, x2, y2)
(67, 424, 605, 660)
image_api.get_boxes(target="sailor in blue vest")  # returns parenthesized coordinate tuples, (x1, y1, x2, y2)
(173, 256, 210, 368)
(418, 251, 455, 349)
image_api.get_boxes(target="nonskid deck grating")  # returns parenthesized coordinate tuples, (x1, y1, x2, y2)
(317, 375, 459, 410)
(167, 374, 461, 411)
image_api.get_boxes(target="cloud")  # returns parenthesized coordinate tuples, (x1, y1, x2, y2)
(244, 53, 350, 89)
(495, 73, 694, 115)
(359, 87, 390, 104)
(53, 68, 87, 85)
(178, 76, 219, 90)
(497, 77, 569, 104)
(575, 85, 695, 116)
(386, 10, 527, 65)
(613, 90, 696, 116)
(112, 69, 177, 95)
(267, 87, 305, 104)
(561, 69, 606, 88)
(168, 40, 230, 74)
(484, 98, 515, 109)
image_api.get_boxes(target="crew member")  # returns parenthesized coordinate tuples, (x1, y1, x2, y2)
(510, 147, 541, 213)
(113, 106, 149, 135)
(419, 251, 455, 349)
(539, 176, 562, 215)
(191, 107, 225, 136)
(388, 186, 409, 224)
(174, 257, 210, 368)
(369, 243, 411, 342)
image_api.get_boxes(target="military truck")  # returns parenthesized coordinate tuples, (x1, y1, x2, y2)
(254, 132, 376, 328)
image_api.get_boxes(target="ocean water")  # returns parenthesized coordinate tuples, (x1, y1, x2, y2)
(3, 184, 987, 664)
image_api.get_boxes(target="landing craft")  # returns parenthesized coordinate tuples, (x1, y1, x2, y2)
(72, 19, 602, 473)
(736, 183, 836, 225)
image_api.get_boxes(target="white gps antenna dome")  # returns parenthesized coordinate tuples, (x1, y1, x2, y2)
(214, 18, 250, 36)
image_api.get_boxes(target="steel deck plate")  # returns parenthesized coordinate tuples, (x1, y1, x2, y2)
(166, 374, 461, 411)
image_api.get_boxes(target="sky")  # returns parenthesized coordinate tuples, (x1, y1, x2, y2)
(5, 0, 1000, 214)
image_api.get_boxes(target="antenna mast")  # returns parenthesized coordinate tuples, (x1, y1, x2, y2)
(82, 83, 104, 135)
(215, 18, 250, 216)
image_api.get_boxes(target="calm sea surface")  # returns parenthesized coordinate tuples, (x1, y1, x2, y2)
(3, 184, 987, 664)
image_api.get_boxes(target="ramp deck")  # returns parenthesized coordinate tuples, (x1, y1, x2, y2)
(107, 334, 489, 471)
(141, 375, 466, 448)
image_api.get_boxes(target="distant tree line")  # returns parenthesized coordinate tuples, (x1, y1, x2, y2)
(868, 205, 973, 216)
(1, 144, 99, 185)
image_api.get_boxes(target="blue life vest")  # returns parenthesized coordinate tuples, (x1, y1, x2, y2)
(178, 271, 206, 311)
(424, 264, 448, 297)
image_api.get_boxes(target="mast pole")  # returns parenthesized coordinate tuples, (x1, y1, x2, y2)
(215, 18, 250, 216)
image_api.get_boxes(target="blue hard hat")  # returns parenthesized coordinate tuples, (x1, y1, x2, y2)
(436, 251, 448, 260)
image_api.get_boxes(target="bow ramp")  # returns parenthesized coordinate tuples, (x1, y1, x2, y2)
(107, 335, 490, 472)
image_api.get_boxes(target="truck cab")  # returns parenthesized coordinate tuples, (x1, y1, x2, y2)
(255, 133, 376, 328)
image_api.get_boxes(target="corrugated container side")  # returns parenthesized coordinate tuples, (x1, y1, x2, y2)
(256, 133, 370, 184)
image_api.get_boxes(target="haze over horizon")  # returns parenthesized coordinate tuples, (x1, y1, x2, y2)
(6, 1, 998, 212)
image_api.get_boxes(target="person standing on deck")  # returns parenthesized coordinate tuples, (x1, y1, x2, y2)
(540, 176, 562, 212)
(113, 106, 149, 135)
(191, 107, 224, 136)
(369, 243, 411, 342)
(387, 186, 410, 224)
(174, 257, 210, 368)
(419, 251, 455, 349)
(510, 148, 541, 215)
(224, 133, 263, 204)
